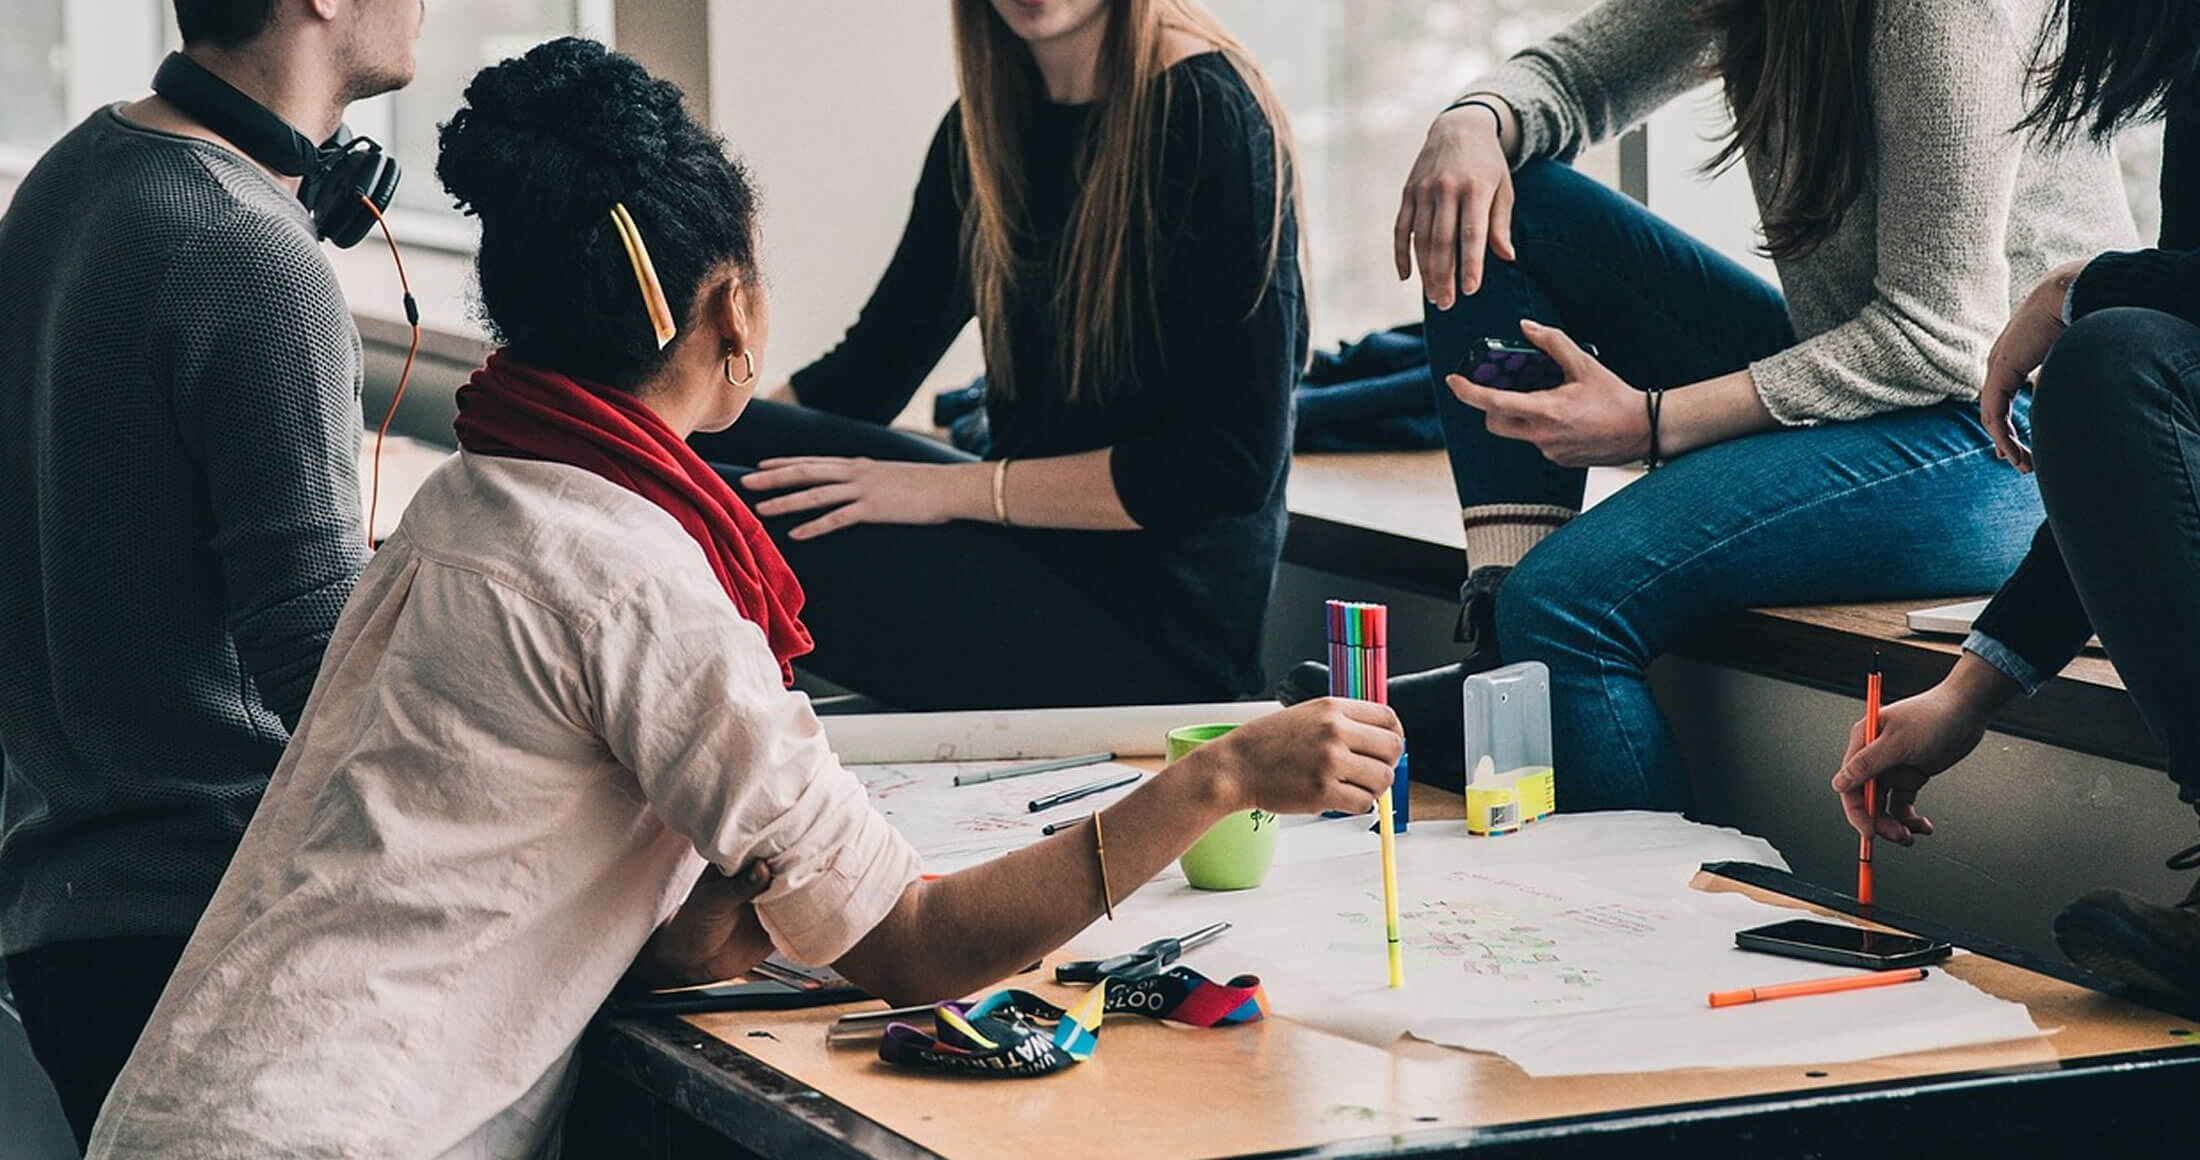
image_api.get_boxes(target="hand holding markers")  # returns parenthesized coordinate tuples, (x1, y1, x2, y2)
(1189, 698, 1403, 819)
(1328, 600, 1406, 989)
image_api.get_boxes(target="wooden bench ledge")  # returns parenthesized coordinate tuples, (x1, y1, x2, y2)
(1280, 450, 2160, 772)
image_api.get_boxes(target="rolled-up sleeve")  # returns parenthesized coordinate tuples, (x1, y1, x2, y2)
(583, 567, 919, 965)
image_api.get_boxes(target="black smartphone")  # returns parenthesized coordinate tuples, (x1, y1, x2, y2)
(1735, 919, 1954, 971)
(1455, 336, 1599, 392)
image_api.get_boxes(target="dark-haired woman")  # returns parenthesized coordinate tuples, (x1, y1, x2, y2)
(85, 38, 1397, 1157)
(1331, 0, 2137, 806)
(687, 0, 1304, 711)
(1834, 0, 2200, 999)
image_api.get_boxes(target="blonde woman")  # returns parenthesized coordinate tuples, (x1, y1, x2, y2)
(693, 0, 1305, 711)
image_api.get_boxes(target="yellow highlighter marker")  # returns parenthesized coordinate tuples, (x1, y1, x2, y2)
(1377, 788, 1404, 989)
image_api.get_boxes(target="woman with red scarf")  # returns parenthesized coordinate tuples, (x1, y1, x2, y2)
(88, 40, 1400, 1160)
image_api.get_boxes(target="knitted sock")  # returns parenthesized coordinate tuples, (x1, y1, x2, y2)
(1462, 503, 1577, 573)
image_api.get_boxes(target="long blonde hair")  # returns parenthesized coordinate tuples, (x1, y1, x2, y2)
(950, 0, 1302, 404)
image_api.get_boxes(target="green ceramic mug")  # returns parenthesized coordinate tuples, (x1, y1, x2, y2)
(1168, 723, 1280, 891)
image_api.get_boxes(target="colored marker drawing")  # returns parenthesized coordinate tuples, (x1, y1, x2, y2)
(1329, 897, 1604, 1001)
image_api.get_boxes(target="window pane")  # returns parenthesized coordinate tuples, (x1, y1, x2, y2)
(1209, 0, 1594, 341)
(375, 0, 586, 214)
(2, 1, 68, 149)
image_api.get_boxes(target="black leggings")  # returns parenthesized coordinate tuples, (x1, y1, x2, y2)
(2033, 307, 2200, 801)
(693, 401, 1230, 710)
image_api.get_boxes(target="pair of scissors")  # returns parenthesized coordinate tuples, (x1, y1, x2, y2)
(1054, 922, 1231, 984)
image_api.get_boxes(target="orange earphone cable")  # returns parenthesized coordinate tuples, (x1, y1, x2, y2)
(358, 195, 419, 548)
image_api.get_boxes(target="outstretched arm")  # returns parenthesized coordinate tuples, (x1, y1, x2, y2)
(834, 699, 1401, 1005)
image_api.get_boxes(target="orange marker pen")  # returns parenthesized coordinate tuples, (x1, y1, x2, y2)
(1709, 967, 1927, 1009)
(1859, 650, 1882, 909)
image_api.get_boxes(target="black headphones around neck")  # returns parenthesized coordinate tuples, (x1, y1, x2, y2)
(151, 52, 400, 248)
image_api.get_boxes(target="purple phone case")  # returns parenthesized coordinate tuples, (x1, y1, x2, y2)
(1468, 350, 1560, 391)
(1459, 340, 1587, 392)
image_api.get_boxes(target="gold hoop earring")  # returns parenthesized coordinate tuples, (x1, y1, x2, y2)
(724, 349, 756, 387)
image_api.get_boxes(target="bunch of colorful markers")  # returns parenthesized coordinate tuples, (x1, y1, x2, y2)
(1325, 600, 1406, 990)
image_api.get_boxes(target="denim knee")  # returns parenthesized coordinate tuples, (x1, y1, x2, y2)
(1497, 537, 1619, 669)
(2035, 307, 2200, 442)
(1508, 159, 1605, 236)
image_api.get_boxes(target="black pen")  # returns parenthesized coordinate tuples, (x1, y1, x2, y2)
(1027, 771, 1140, 813)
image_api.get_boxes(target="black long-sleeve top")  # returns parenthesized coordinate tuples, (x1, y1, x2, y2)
(789, 53, 1306, 697)
(1969, 111, 2198, 688)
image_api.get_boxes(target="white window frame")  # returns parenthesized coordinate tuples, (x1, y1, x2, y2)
(343, 0, 619, 254)
(0, 0, 164, 164)
(0, 1, 629, 252)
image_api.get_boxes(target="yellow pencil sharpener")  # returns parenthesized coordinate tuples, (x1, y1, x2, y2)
(1461, 662, 1558, 837)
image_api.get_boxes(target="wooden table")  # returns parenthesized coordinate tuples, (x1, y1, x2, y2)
(566, 780, 2200, 1159)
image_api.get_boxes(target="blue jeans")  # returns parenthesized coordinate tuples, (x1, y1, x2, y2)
(1427, 161, 2045, 812)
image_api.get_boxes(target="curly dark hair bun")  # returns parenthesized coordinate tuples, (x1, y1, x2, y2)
(436, 37, 760, 390)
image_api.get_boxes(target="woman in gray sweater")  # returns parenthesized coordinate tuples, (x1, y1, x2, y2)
(1353, 0, 2136, 809)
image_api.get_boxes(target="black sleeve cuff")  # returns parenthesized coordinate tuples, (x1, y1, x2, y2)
(1109, 432, 1280, 532)
(2069, 249, 2200, 329)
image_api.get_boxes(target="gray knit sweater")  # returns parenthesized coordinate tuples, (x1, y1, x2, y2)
(1475, 0, 2139, 423)
(0, 108, 367, 955)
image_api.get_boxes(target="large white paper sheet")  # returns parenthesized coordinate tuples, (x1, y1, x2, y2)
(823, 701, 1278, 763)
(1402, 969, 2052, 1076)
(855, 760, 1150, 874)
(1055, 813, 2045, 1076)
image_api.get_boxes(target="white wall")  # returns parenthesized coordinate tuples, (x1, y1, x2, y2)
(1644, 85, 1777, 284)
(709, 0, 981, 404)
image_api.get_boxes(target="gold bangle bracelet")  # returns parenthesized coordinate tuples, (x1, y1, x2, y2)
(1090, 810, 1115, 921)
(991, 458, 1013, 526)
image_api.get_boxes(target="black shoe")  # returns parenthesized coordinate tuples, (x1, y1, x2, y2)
(1456, 565, 1511, 658)
(2053, 840, 2200, 998)
(1275, 660, 1330, 708)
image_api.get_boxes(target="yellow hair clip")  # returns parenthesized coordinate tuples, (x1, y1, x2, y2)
(607, 201, 678, 349)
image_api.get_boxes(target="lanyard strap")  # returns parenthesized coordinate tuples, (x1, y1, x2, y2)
(877, 969, 1267, 1077)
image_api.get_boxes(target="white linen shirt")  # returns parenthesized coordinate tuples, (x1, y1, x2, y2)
(88, 453, 920, 1159)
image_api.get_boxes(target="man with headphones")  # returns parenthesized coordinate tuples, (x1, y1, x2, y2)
(0, 1, 423, 1145)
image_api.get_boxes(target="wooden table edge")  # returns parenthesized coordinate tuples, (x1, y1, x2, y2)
(579, 862, 2200, 1160)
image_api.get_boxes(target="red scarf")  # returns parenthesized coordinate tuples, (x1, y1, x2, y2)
(453, 352, 812, 684)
